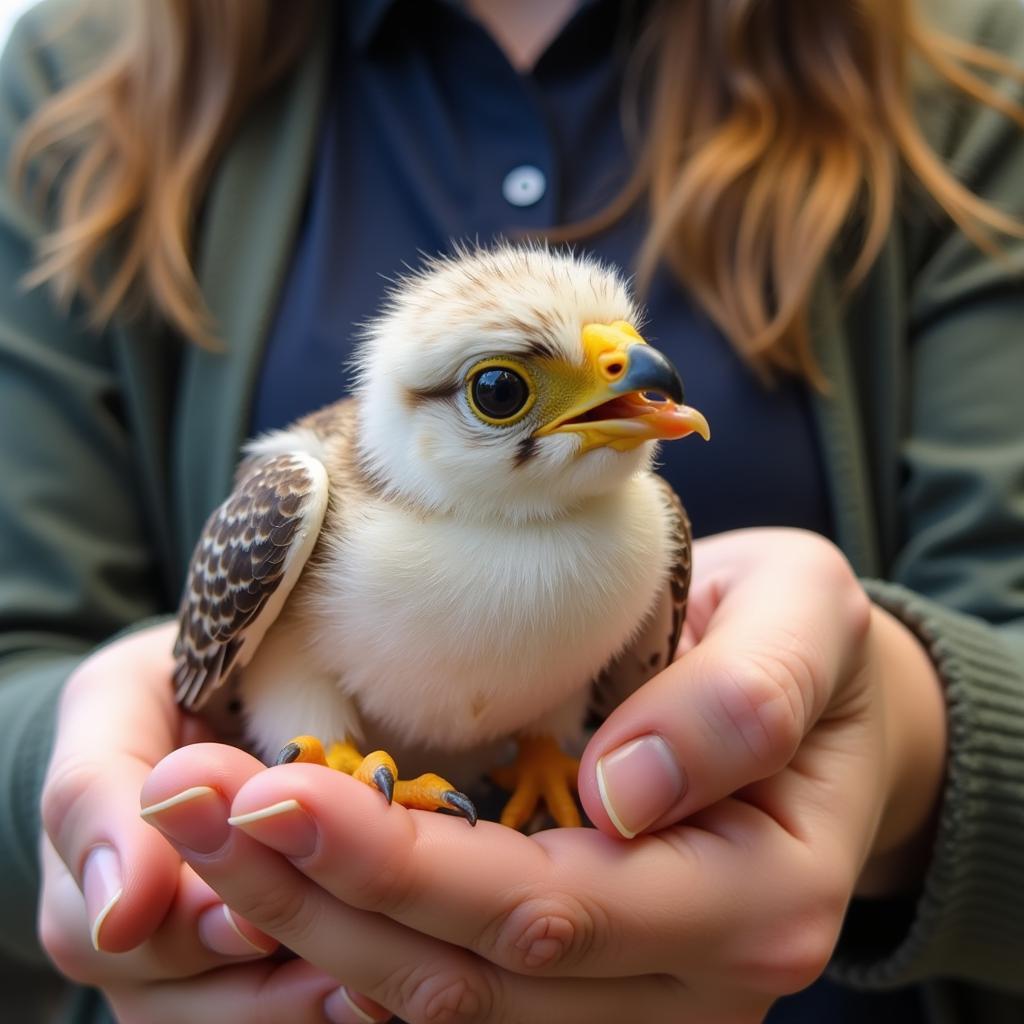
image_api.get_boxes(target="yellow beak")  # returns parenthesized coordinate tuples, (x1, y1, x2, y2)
(536, 321, 710, 453)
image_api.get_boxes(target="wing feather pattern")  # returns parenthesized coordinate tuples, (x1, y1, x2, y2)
(590, 476, 692, 719)
(173, 451, 329, 710)
(657, 476, 693, 661)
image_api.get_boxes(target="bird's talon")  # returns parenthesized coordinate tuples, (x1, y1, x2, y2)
(273, 735, 327, 767)
(274, 742, 301, 766)
(441, 790, 478, 826)
(392, 773, 476, 825)
(274, 739, 475, 824)
(373, 764, 396, 804)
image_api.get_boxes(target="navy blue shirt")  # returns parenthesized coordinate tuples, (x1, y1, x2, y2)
(254, 2, 924, 1019)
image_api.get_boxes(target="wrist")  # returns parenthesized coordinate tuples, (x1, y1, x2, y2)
(856, 604, 947, 897)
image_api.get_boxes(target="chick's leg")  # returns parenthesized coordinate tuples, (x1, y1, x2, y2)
(493, 735, 581, 829)
(274, 735, 477, 825)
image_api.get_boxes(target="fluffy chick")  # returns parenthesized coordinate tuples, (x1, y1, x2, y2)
(173, 243, 708, 828)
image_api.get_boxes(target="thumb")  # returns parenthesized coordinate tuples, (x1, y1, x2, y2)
(578, 639, 813, 839)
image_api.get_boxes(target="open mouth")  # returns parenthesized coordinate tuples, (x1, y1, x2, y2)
(561, 392, 670, 426)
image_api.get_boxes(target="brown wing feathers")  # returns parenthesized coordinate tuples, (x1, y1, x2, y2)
(173, 453, 326, 710)
(656, 475, 693, 664)
(588, 477, 693, 721)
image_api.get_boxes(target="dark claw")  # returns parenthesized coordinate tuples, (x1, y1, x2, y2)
(373, 765, 395, 805)
(441, 790, 478, 826)
(273, 742, 301, 766)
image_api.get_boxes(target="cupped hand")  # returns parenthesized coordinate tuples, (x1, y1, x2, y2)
(140, 528, 948, 1022)
(581, 528, 947, 895)
(38, 623, 358, 1023)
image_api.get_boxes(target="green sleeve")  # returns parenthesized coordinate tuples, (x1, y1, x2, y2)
(0, 5, 166, 964)
(830, 0, 1024, 993)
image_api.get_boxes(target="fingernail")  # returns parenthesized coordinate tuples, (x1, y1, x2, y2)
(83, 845, 122, 952)
(198, 903, 276, 957)
(324, 986, 391, 1023)
(140, 785, 229, 854)
(596, 735, 685, 839)
(228, 799, 318, 858)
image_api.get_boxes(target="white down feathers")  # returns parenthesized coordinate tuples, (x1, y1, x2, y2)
(302, 476, 672, 750)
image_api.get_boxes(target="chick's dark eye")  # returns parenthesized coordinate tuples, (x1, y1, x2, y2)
(471, 368, 530, 421)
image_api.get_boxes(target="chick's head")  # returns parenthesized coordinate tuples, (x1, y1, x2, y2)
(355, 244, 708, 521)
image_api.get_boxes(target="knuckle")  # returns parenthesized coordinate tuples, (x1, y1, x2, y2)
(808, 535, 856, 585)
(746, 875, 847, 995)
(230, 881, 320, 946)
(812, 542, 871, 634)
(757, 917, 839, 995)
(844, 577, 873, 646)
(711, 660, 805, 772)
(487, 894, 599, 974)
(38, 907, 94, 984)
(794, 536, 872, 643)
(384, 961, 496, 1024)
(784, 530, 848, 575)
(346, 848, 416, 918)
(60, 658, 100, 703)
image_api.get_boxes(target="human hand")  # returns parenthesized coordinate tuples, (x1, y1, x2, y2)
(580, 528, 948, 896)
(139, 528, 947, 1023)
(38, 623, 358, 1022)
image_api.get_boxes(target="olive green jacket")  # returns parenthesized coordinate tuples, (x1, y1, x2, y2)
(0, 1, 1022, 1022)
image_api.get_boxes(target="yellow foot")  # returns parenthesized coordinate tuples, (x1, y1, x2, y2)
(492, 735, 581, 829)
(274, 736, 476, 825)
(394, 773, 478, 824)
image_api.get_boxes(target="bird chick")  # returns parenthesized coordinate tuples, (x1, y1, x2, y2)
(173, 243, 709, 829)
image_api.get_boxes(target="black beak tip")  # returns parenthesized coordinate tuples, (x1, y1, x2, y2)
(623, 345, 685, 404)
(664, 369, 685, 405)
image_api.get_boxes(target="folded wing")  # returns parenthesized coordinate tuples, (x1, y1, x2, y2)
(173, 451, 329, 710)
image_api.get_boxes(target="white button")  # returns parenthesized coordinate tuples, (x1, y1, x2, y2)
(502, 165, 546, 207)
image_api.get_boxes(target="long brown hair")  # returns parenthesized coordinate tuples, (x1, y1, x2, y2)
(13, 0, 1024, 380)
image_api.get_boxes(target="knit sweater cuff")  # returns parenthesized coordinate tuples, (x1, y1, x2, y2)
(0, 654, 81, 964)
(0, 619, 173, 966)
(830, 579, 1024, 991)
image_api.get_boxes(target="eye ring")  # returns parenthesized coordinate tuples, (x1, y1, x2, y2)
(466, 359, 536, 426)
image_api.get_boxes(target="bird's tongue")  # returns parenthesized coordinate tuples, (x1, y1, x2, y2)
(634, 403, 706, 439)
(571, 394, 710, 441)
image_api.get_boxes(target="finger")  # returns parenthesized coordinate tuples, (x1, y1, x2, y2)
(42, 624, 184, 951)
(39, 832, 278, 986)
(141, 746, 699, 1022)
(143, 745, 499, 1017)
(108, 957, 361, 1024)
(223, 761, 839, 986)
(114, 955, 695, 1024)
(578, 540, 869, 838)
